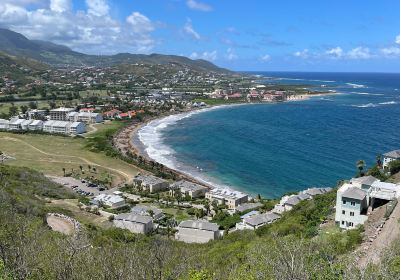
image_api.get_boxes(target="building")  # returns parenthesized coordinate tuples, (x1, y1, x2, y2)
(176, 220, 220, 243)
(335, 178, 400, 229)
(91, 194, 126, 209)
(27, 109, 46, 120)
(383, 150, 400, 170)
(67, 111, 103, 123)
(113, 213, 153, 234)
(0, 119, 10, 130)
(49, 107, 75, 121)
(235, 202, 263, 213)
(8, 118, 24, 130)
(133, 174, 169, 193)
(169, 180, 208, 199)
(236, 212, 281, 230)
(20, 119, 33, 130)
(43, 120, 86, 135)
(69, 122, 86, 134)
(335, 183, 368, 229)
(28, 120, 44, 131)
(130, 205, 164, 220)
(205, 188, 248, 210)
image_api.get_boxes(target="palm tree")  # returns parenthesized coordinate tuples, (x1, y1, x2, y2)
(174, 189, 182, 206)
(256, 193, 262, 201)
(88, 165, 91, 172)
(79, 165, 83, 173)
(62, 167, 66, 177)
(204, 201, 210, 215)
(147, 209, 155, 219)
(356, 160, 366, 176)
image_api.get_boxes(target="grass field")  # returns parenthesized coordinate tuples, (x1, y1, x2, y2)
(0, 122, 140, 186)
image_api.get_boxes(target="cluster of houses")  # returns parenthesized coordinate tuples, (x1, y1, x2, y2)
(335, 150, 400, 229)
(0, 107, 104, 135)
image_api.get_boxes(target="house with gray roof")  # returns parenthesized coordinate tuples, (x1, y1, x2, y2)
(133, 174, 169, 193)
(235, 202, 263, 213)
(335, 183, 368, 229)
(350, 176, 379, 191)
(236, 212, 281, 230)
(169, 180, 208, 199)
(131, 205, 164, 220)
(176, 220, 220, 243)
(0, 119, 9, 130)
(383, 149, 400, 170)
(113, 213, 153, 234)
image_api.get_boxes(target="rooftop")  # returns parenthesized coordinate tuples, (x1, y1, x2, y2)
(384, 150, 400, 159)
(115, 213, 152, 224)
(179, 220, 219, 232)
(350, 175, 379, 186)
(50, 107, 75, 112)
(236, 202, 263, 213)
(171, 180, 207, 192)
(134, 174, 168, 185)
(342, 186, 367, 200)
(244, 212, 281, 227)
(207, 188, 248, 200)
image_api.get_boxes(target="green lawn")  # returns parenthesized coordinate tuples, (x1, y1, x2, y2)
(0, 130, 140, 186)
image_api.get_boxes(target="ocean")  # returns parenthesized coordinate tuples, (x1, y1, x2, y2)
(137, 72, 400, 198)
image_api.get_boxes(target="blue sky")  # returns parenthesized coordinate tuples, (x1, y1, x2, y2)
(1, 0, 400, 72)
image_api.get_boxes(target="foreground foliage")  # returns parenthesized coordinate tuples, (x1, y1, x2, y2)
(0, 165, 399, 279)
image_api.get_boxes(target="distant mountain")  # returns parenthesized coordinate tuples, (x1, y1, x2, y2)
(0, 28, 231, 73)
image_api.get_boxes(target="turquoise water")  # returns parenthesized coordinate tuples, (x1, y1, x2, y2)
(139, 72, 400, 198)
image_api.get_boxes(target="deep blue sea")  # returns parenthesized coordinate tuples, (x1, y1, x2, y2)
(138, 72, 400, 198)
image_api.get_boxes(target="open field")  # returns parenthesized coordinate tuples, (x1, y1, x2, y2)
(0, 128, 140, 186)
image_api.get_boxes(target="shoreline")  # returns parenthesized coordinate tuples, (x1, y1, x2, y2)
(117, 92, 340, 192)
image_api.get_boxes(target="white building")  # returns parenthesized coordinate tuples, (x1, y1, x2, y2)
(335, 183, 368, 229)
(0, 119, 10, 130)
(67, 112, 103, 123)
(236, 212, 280, 230)
(383, 150, 400, 170)
(20, 119, 33, 130)
(27, 109, 46, 120)
(176, 220, 220, 243)
(43, 120, 86, 135)
(8, 118, 24, 130)
(169, 180, 208, 199)
(92, 194, 126, 209)
(114, 213, 153, 234)
(133, 175, 169, 193)
(49, 107, 75, 121)
(335, 177, 400, 229)
(205, 188, 248, 210)
(28, 120, 44, 131)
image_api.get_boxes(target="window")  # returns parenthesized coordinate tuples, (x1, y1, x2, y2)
(350, 212, 354, 216)
(341, 221, 345, 225)
(342, 210, 345, 215)
(349, 222, 354, 227)
(342, 200, 347, 204)
(351, 201, 356, 206)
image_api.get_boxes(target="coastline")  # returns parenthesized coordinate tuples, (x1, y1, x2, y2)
(117, 92, 340, 192)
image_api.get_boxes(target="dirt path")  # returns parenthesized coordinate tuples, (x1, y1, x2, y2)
(358, 199, 400, 268)
(47, 215, 75, 235)
(0, 136, 132, 182)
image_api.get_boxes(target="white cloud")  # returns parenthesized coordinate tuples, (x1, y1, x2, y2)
(293, 49, 309, 58)
(381, 47, 400, 57)
(186, 0, 212, 12)
(347, 47, 371, 59)
(50, 0, 71, 13)
(260, 54, 271, 61)
(183, 18, 200, 40)
(86, 0, 109, 17)
(226, 48, 237, 60)
(0, 0, 156, 54)
(126, 12, 154, 33)
(396, 35, 400, 45)
(326, 47, 343, 58)
(190, 50, 217, 61)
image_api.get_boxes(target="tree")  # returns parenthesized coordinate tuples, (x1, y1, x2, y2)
(62, 167, 66, 177)
(356, 160, 366, 176)
(147, 209, 155, 218)
(8, 105, 18, 117)
(376, 154, 382, 167)
(79, 165, 83, 173)
(28, 101, 37, 110)
(256, 193, 262, 201)
(20, 105, 28, 114)
(389, 160, 400, 175)
(204, 201, 210, 215)
(174, 189, 182, 206)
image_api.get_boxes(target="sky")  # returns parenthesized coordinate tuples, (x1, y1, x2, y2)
(1, 0, 400, 72)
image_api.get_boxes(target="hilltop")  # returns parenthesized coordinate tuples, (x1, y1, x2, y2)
(0, 28, 231, 73)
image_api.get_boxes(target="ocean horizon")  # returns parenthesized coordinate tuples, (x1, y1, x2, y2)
(136, 72, 400, 198)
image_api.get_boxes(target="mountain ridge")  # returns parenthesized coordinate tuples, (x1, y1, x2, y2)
(0, 28, 231, 73)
